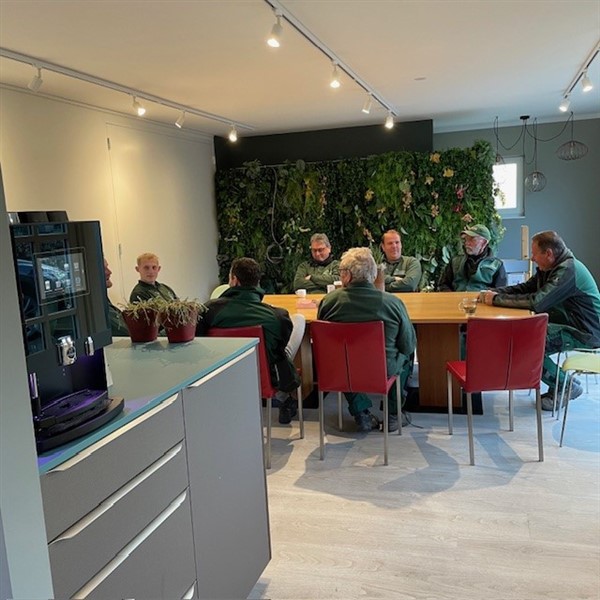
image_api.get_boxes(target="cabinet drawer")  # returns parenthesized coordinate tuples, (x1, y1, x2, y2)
(41, 392, 184, 541)
(49, 441, 188, 599)
(73, 491, 196, 600)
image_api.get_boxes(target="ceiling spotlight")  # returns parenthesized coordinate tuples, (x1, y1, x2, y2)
(175, 111, 186, 129)
(132, 96, 146, 116)
(558, 96, 570, 113)
(267, 11, 283, 48)
(581, 71, 593, 92)
(27, 67, 43, 92)
(361, 94, 372, 114)
(384, 112, 394, 129)
(228, 125, 238, 143)
(330, 63, 341, 89)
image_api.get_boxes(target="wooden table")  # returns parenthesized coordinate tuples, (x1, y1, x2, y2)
(264, 292, 531, 409)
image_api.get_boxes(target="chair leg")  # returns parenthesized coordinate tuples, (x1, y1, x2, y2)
(447, 371, 454, 435)
(337, 392, 343, 431)
(466, 392, 475, 466)
(383, 394, 389, 466)
(266, 396, 272, 470)
(297, 385, 304, 440)
(508, 390, 514, 432)
(559, 374, 576, 447)
(318, 391, 326, 460)
(557, 372, 570, 421)
(396, 378, 402, 436)
(552, 351, 563, 417)
(535, 387, 544, 461)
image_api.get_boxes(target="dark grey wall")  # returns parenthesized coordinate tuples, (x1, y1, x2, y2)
(434, 118, 600, 282)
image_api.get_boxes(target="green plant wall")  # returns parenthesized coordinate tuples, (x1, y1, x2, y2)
(215, 140, 503, 292)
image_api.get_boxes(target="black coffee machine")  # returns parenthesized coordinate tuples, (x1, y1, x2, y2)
(9, 214, 123, 452)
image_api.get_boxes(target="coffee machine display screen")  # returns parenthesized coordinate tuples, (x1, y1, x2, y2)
(35, 248, 89, 303)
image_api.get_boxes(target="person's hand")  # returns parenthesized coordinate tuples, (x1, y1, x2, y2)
(479, 290, 497, 305)
(305, 275, 311, 281)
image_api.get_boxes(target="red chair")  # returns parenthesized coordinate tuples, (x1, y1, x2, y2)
(446, 314, 548, 465)
(208, 326, 303, 469)
(310, 320, 402, 466)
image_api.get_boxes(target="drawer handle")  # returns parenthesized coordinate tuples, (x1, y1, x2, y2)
(50, 443, 183, 544)
(49, 393, 180, 472)
(72, 490, 188, 599)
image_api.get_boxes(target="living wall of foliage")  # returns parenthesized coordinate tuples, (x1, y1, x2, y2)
(215, 140, 503, 292)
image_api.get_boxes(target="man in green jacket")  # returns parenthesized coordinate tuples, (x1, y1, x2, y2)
(480, 231, 600, 410)
(438, 224, 507, 291)
(197, 257, 305, 424)
(381, 230, 422, 292)
(129, 252, 178, 303)
(318, 247, 416, 432)
(293, 233, 340, 294)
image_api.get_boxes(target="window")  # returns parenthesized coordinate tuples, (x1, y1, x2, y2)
(493, 156, 524, 218)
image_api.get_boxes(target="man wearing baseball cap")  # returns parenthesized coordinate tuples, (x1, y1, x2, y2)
(438, 224, 507, 291)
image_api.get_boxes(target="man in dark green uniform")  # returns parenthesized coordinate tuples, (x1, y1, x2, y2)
(197, 258, 305, 424)
(293, 233, 340, 294)
(129, 252, 178, 302)
(381, 229, 422, 292)
(318, 247, 416, 433)
(480, 231, 600, 410)
(438, 224, 506, 291)
(104, 259, 128, 337)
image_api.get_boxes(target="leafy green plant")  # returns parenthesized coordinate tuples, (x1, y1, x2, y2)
(215, 141, 503, 291)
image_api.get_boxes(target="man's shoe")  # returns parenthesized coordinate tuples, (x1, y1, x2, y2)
(278, 396, 297, 424)
(354, 410, 380, 433)
(387, 414, 399, 432)
(541, 381, 583, 411)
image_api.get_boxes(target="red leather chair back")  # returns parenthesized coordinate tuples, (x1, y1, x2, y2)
(464, 314, 548, 392)
(208, 326, 276, 399)
(311, 320, 389, 395)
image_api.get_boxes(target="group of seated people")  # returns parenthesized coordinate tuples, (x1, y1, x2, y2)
(106, 227, 600, 428)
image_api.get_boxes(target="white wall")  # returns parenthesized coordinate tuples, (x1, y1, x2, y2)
(0, 86, 219, 304)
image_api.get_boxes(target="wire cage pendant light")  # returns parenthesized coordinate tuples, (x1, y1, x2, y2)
(524, 119, 546, 193)
(556, 113, 589, 161)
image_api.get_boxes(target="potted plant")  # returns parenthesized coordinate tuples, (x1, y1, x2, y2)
(157, 298, 204, 343)
(120, 299, 160, 343)
(369, 244, 387, 292)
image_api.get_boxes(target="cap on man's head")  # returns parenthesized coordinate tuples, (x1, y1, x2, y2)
(461, 224, 491, 242)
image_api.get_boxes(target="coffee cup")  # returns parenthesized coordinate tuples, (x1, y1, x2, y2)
(333, 280, 343, 290)
(326, 284, 335, 293)
(458, 297, 478, 316)
(295, 289, 307, 298)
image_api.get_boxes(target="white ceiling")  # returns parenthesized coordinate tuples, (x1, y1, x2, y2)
(0, 0, 599, 138)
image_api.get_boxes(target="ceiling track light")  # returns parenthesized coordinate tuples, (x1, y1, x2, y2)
(175, 111, 186, 129)
(361, 94, 372, 114)
(27, 66, 43, 92)
(132, 96, 146, 116)
(384, 112, 394, 129)
(267, 10, 283, 48)
(330, 63, 341, 89)
(559, 96, 570, 113)
(581, 71, 593, 92)
(228, 125, 238, 142)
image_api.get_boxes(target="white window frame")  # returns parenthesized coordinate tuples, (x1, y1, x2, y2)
(493, 156, 524, 218)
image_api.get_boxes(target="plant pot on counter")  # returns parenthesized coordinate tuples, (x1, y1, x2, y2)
(121, 304, 159, 343)
(157, 298, 204, 344)
(161, 312, 198, 343)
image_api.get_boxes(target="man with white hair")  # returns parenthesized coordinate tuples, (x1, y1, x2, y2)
(317, 247, 416, 433)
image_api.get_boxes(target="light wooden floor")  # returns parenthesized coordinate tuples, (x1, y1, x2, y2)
(249, 381, 600, 600)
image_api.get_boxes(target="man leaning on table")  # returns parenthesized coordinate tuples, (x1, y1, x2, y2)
(293, 233, 340, 294)
(317, 247, 416, 433)
(197, 257, 306, 425)
(480, 230, 600, 410)
(438, 224, 507, 291)
(381, 229, 422, 292)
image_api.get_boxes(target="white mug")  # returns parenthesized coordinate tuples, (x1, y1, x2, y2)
(326, 284, 335, 293)
(295, 289, 307, 298)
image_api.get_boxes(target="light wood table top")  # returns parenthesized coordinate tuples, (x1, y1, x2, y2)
(264, 291, 531, 323)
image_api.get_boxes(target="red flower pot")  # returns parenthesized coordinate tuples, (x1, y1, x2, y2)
(161, 310, 198, 343)
(122, 310, 159, 343)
